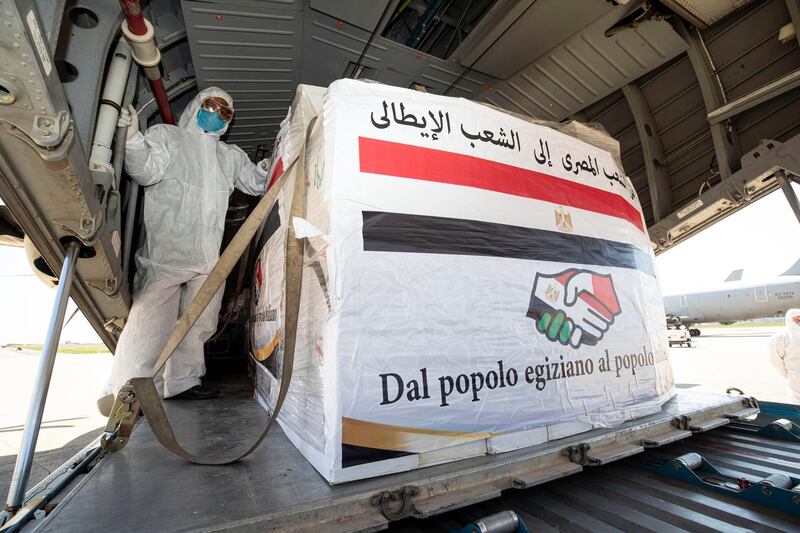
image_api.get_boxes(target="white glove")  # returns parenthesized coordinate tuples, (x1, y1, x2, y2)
(563, 271, 613, 341)
(256, 158, 270, 178)
(117, 104, 139, 140)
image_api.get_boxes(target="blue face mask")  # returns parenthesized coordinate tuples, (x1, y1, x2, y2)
(196, 108, 226, 133)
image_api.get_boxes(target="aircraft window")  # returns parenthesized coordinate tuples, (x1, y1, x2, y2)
(381, 0, 498, 60)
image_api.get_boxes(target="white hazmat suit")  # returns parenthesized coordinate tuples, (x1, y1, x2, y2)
(102, 87, 268, 399)
(769, 308, 800, 403)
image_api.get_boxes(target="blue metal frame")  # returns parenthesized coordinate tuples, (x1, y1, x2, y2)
(655, 454, 800, 517)
(756, 419, 800, 443)
(758, 401, 800, 423)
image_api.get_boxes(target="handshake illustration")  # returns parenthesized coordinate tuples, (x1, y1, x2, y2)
(527, 269, 621, 348)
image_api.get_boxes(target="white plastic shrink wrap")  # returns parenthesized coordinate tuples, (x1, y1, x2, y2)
(251, 80, 674, 483)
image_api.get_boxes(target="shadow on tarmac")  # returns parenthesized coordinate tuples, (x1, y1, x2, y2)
(0, 425, 103, 502)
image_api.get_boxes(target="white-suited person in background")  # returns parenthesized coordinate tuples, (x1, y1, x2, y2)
(770, 308, 800, 403)
(98, 87, 270, 415)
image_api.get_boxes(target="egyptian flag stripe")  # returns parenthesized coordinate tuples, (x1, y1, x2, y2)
(358, 137, 645, 232)
(254, 201, 282, 255)
(355, 172, 652, 252)
(266, 157, 284, 191)
(362, 211, 655, 277)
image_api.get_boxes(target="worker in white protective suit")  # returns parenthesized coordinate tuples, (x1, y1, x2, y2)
(769, 309, 800, 403)
(98, 87, 269, 414)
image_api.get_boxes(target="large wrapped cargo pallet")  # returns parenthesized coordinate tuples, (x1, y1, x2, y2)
(250, 79, 674, 484)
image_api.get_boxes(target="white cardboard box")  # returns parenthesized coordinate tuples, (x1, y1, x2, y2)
(250, 79, 674, 483)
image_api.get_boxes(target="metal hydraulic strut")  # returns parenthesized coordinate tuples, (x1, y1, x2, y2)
(3, 241, 81, 515)
(776, 170, 800, 225)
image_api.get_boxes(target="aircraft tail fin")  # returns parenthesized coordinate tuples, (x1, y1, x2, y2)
(724, 269, 743, 282)
(781, 258, 800, 276)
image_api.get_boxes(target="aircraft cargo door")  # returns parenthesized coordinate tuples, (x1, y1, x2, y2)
(754, 286, 768, 303)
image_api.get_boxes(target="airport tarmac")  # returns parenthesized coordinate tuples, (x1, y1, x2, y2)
(0, 326, 794, 504)
(0, 348, 110, 503)
(669, 325, 795, 403)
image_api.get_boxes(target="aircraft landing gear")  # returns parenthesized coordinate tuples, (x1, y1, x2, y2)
(689, 328, 701, 337)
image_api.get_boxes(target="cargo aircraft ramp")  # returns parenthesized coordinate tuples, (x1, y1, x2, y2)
(33, 389, 773, 532)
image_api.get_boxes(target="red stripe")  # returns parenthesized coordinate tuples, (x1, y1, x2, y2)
(358, 137, 644, 232)
(266, 157, 284, 191)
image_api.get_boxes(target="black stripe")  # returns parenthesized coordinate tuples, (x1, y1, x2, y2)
(341, 444, 414, 468)
(100, 99, 121, 112)
(362, 212, 654, 277)
(254, 201, 282, 254)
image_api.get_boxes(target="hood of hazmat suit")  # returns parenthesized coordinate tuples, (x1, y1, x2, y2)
(123, 87, 268, 291)
(769, 308, 800, 401)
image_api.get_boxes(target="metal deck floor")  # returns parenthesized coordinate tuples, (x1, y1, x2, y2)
(393, 422, 800, 532)
(36, 390, 755, 532)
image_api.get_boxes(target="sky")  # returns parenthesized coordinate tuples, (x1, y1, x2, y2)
(655, 183, 800, 295)
(0, 245, 102, 345)
(1, 184, 799, 344)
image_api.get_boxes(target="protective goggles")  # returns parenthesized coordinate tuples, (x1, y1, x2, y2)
(200, 97, 233, 121)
